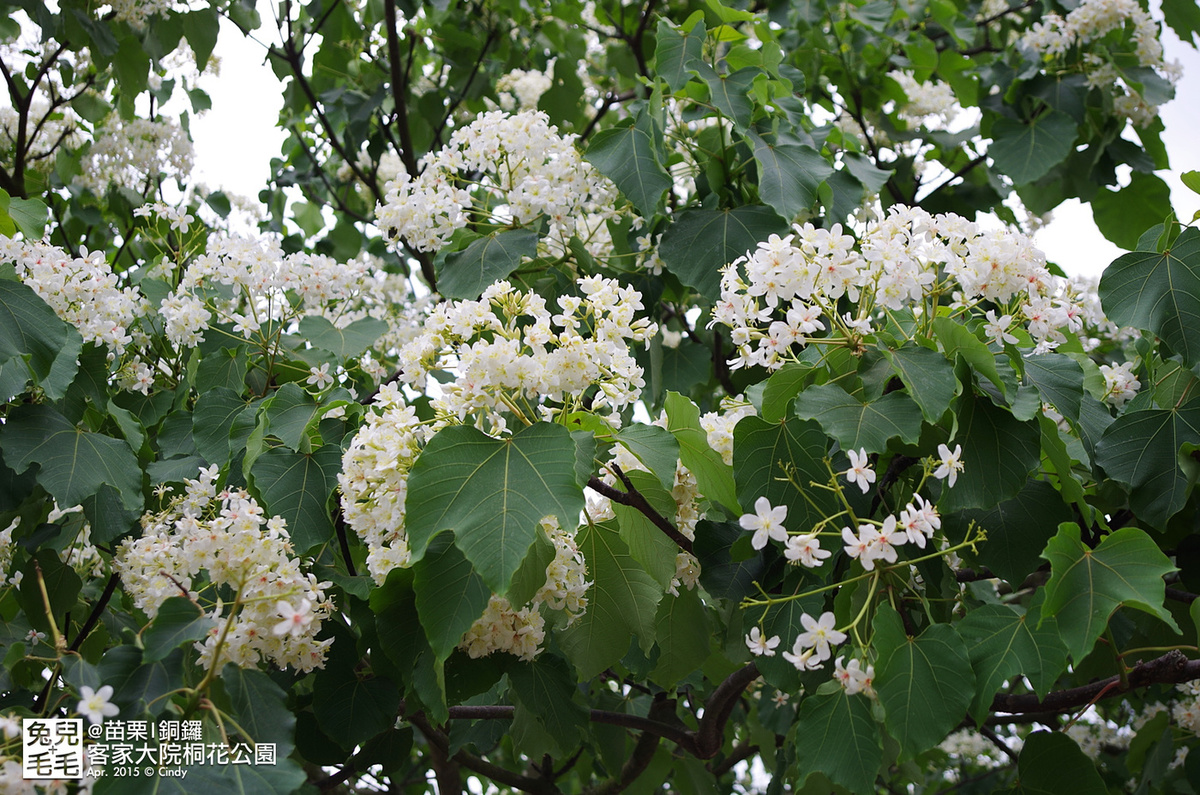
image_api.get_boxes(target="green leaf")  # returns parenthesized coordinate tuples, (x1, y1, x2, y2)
(313, 671, 401, 749)
(1094, 397, 1200, 529)
(585, 115, 671, 217)
(655, 18, 704, 93)
(611, 469, 680, 588)
(1011, 732, 1106, 795)
(158, 759, 307, 795)
(195, 346, 248, 394)
(748, 132, 832, 221)
(0, 403, 142, 511)
(882, 343, 958, 423)
(613, 423, 680, 491)
(956, 598, 1068, 724)
(664, 392, 740, 512)
(792, 689, 882, 795)
(1023, 354, 1083, 422)
(874, 608, 975, 758)
(440, 229, 539, 300)
(18, 551, 82, 635)
(792, 384, 923, 454)
(988, 111, 1077, 186)
(221, 664, 297, 759)
(843, 152, 894, 194)
(1040, 523, 1180, 660)
(932, 316, 1005, 396)
(760, 361, 813, 422)
(559, 522, 662, 678)
(658, 207, 787, 301)
(733, 415, 836, 541)
(508, 655, 588, 750)
(0, 278, 73, 398)
(697, 65, 756, 130)
(183, 9, 220, 67)
(192, 387, 250, 464)
(252, 445, 341, 552)
(298, 315, 390, 360)
(1098, 227, 1200, 371)
(938, 389, 1040, 513)
(947, 479, 1072, 585)
(413, 537, 491, 661)
(651, 588, 711, 686)
(141, 597, 217, 663)
(7, 196, 48, 238)
(405, 422, 584, 595)
(100, 645, 184, 719)
(1163, 0, 1200, 45)
(261, 382, 320, 452)
(1092, 172, 1173, 251)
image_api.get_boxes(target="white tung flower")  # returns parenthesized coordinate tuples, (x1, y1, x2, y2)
(739, 496, 788, 550)
(746, 627, 781, 657)
(273, 599, 315, 637)
(933, 443, 964, 488)
(77, 685, 119, 725)
(844, 448, 876, 494)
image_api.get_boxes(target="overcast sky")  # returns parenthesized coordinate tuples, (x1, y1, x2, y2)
(188, 12, 1200, 280)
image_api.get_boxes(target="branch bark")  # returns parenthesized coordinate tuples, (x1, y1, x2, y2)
(586, 468, 693, 554)
(990, 650, 1200, 715)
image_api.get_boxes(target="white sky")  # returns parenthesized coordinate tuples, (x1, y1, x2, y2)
(189, 11, 1200, 280)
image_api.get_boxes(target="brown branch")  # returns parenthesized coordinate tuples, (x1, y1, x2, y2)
(693, 662, 760, 758)
(68, 573, 120, 653)
(579, 90, 637, 140)
(1167, 587, 1200, 603)
(274, 41, 382, 203)
(586, 468, 693, 554)
(410, 713, 558, 795)
(429, 27, 499, 150)
(437, 663, 763, 762)
(583, 695, 675, 795)
(382, 8, 438, 290)
(990, 650, 1200, 715)
(708, 742, 759, 777)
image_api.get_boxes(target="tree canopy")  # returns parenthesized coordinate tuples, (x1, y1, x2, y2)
(3, 0, 1200, 792)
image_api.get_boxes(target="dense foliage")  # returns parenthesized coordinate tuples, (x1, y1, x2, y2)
(3, 0, 1200, 792)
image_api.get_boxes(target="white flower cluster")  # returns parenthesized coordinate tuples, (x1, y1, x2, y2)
(1099, 361, 1141, 408)
(937, 727, 1016, 770)
(109, 0, 175, 29)
(0, 96, 82, 161)
(76, 114, 194, 193)
(396, 276, 655, 430)
(459, 517, 590, 661)
(833, 655, 875, 696)
(888, 71, 961, 129)
(338, 385, 425, 582)
(1022, 0, 1181, 127)
(0, 518, 18, 587)
(841, 494, 942, 571)
(713, 206, 1098, 370)
(161, 231, 380, 348)
(115, 466, 333, 673)
(496, 67, 553, 111)
(375, 110, 619, 256)
(0, 236, 145, 354)
(339, 390, 591, 661)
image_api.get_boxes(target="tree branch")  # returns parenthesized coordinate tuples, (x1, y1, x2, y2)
(586, 467, 693, 554)
(438, 663, 762, 761)
(410, 712, 558, 795)
(693, 662, 760, 758)
(990, 650, 1200, 715)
